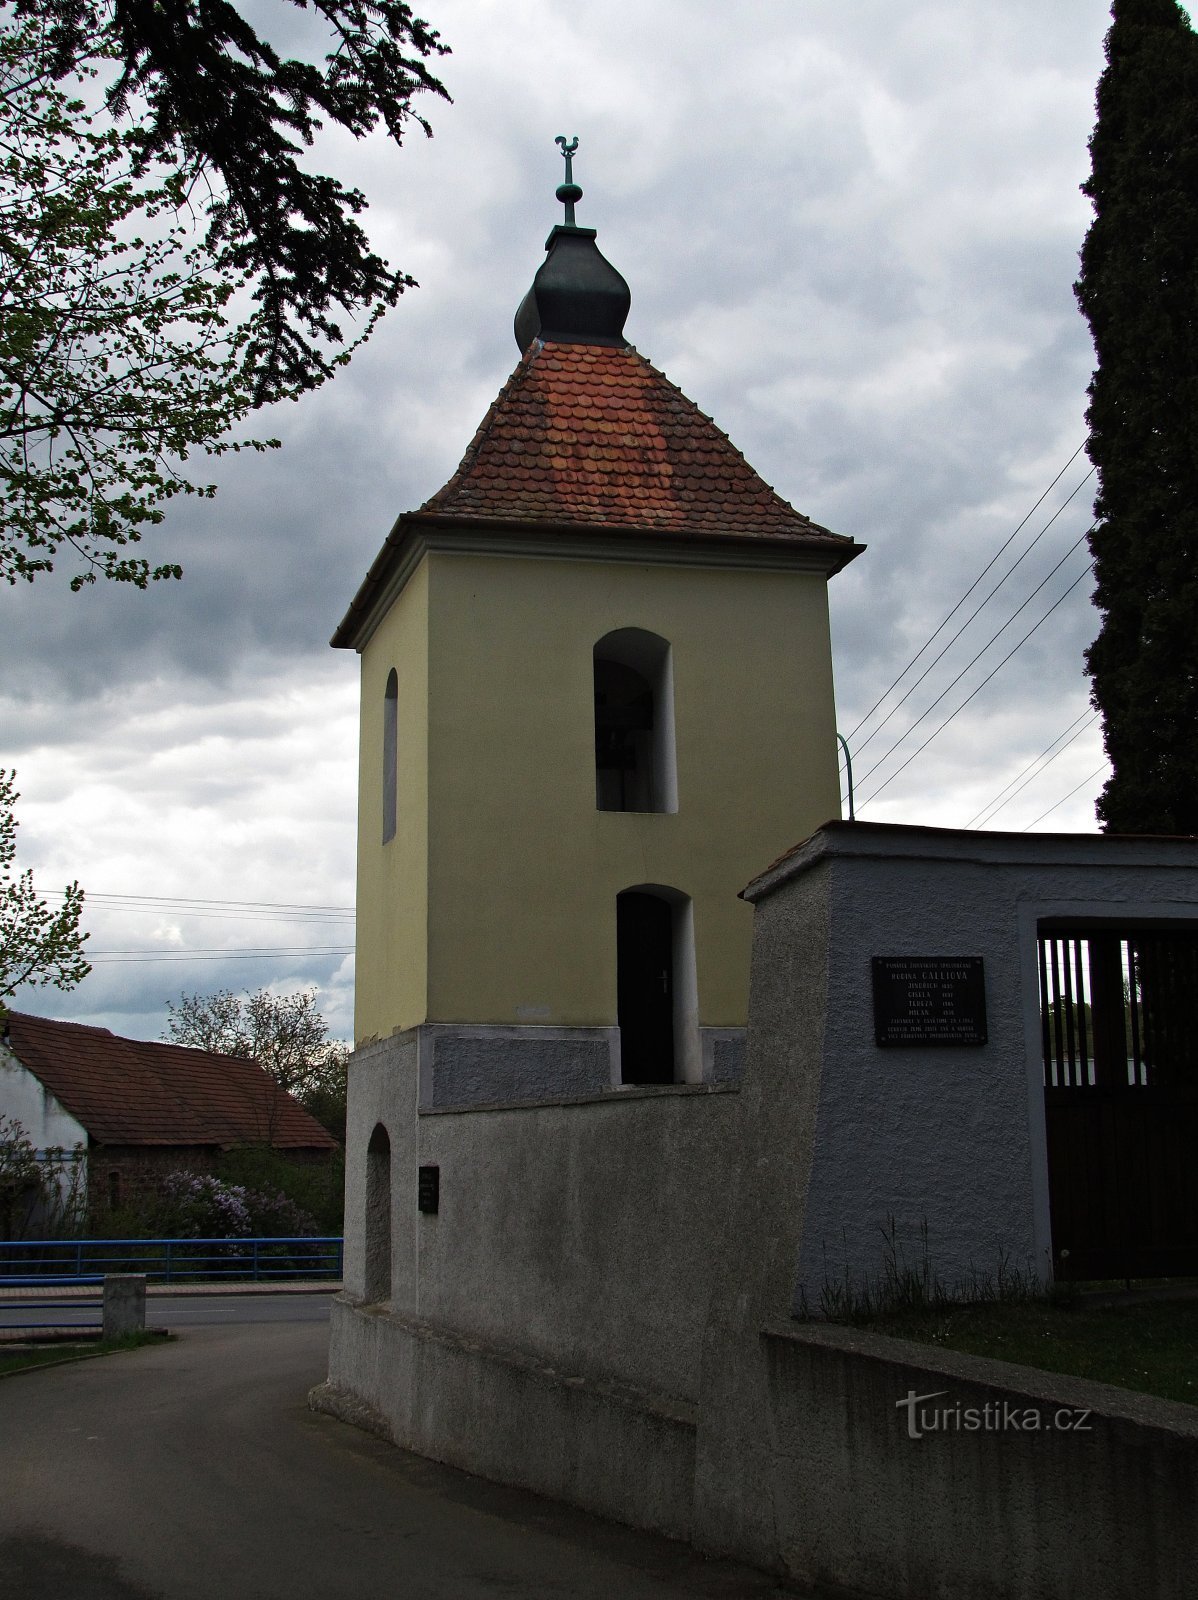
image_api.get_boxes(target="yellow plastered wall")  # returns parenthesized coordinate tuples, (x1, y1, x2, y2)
(355, 547, 841, 1040)
(354, 560, 429, 1043)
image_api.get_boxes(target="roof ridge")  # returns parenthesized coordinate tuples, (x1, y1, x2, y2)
(5, 1008, 116, 1042)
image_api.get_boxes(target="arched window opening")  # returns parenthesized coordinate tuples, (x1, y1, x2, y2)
(364, 1123, 392, 1304)
(594, 630, 677, 814)
(616, 885, 699, 1084)
(382, 669, 398, 844)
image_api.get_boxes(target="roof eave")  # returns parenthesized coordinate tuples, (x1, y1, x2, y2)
(331, 511, 865, 652)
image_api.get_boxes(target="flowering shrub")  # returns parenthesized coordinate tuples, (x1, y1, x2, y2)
(157, 1172, 253, 1238)
(244, 1187, 318, 1238)
(152, 1171, 318, 1239)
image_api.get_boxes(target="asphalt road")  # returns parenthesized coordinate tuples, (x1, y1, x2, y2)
(0, 1314, 801, 1600)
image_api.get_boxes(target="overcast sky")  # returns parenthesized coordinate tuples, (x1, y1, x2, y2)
(2, 0, 1156, 1042)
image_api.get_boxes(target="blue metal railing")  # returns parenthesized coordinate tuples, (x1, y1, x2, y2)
(0, 1237, 343, 1285)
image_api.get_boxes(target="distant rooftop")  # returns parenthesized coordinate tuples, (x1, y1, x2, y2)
(3, 1010, 338, 1150)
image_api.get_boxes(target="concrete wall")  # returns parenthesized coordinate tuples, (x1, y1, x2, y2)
(740, 824, 1198, 1309)
(750, 1322, 1198, 1600)
(414, 1084, 737, 1399)
(323, 823, 1198, 1597)
(338, 1026, 738, 1400)
(325, 1025, 738, 1533)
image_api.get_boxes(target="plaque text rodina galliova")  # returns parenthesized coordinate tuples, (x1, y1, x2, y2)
(871, 956, 987, 1047)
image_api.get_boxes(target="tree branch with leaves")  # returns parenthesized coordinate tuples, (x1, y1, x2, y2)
(164, 987, 348, 1138)
(0, 769, 90, 1002)
(1, 0, 449, 587)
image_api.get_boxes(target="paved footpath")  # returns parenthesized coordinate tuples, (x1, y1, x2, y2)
(0, 1315, 810, 1600)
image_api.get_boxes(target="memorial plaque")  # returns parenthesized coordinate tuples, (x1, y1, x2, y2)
(418, 1164, 440, 1214)
(871, 956, 987, 1047)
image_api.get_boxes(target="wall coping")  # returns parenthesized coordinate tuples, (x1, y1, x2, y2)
(742, 820, 1198, 905)
(420, 1081, 739, 1117)
(762, 1318, 1198, 1439)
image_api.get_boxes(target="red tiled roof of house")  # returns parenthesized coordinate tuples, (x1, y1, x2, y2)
(3, 1011, 338, 1150)
(418, 340, 853, 546)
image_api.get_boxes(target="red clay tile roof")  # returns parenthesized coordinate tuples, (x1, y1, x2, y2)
(419, 340, 852, 546)
(3, 1011, 338, 1150)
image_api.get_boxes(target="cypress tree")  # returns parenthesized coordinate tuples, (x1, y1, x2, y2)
(1076, 0, 1198, 834)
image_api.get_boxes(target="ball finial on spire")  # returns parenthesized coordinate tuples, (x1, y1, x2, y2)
(555, 134, 582, 225)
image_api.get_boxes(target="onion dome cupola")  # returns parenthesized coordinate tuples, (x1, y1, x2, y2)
(514, 136, 631, 353)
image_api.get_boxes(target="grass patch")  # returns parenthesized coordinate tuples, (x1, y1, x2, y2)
(0, 1329, 169, 1379)
(865, 1297, 1198, 1407)
(807, 1220, 1198, 1406)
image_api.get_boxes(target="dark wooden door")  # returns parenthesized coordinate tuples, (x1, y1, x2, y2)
(1041, 930, 1198, 1279)
(617, 891, 674, 1084)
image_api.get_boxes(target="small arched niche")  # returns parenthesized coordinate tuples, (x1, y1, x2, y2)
(382, 669, 398, 844)
(364, 1123, 392, 1304)
(594, 629, 677, 814)
(616, 884, 700, 1085)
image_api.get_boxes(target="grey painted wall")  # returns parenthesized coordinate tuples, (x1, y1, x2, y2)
(418, 1024, 615, 1108)
(741, 827, 1198, 1310)
(415, 1084, 737, 1400)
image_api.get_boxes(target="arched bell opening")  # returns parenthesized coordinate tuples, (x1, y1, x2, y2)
(594, 630, 677, 814)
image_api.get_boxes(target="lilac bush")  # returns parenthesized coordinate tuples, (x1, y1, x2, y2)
(155, 1171, 317, 1239)
(158, 1172, 253, 1238)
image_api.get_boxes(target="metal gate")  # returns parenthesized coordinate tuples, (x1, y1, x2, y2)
(1039, 928, 1198, 1280)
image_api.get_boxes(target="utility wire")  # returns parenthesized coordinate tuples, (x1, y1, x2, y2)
(853, 531, 1095, 794)
(856, 563, 1095, 810)
(1021, 765, 1109, 831)
(42, 889, 354, 925)
(847, 442, 1090, 743)
(46, 890, 354, 913)
(86, 946, 354, 964)
(851, 470, 1094, 761)
(967, 710, 1100, 829)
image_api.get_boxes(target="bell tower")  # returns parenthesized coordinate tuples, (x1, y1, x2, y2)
(332, 141, 862, 1105)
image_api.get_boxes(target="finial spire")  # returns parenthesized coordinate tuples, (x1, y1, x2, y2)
(513, 134, 630, 353)
(555, 134, 582, 226)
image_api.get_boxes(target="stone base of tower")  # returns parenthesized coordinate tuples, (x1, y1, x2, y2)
(411, 1021, 745, 1108)
(313, 1299, 697, 1539)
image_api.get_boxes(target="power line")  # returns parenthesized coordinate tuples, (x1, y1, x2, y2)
(43, 889, 354, 924)
(967, 710, 1100, 829)
(853, 532, 1095, 795)
(856, 563, 1095, 810)
(847, 443, 1090, 743)
(1021, 765, 1108, 831)
(49, 890, 353, 913)
(86, 946, 354, 964)
(851, 470, 1094, 762)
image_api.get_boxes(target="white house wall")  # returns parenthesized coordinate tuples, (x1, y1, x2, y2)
(0, 1042, 87, 1154)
